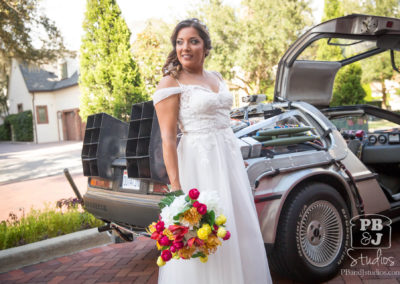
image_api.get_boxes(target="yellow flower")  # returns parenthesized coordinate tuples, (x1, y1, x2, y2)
(202, 224, 212, 235)
(215, 215, 227, 226)
(199, 255, 208, 263)
(157, 256, 166, 267)
(156, 241, 162, 250)
(172, 252, 180, 259)
(163, 229, 174, 240)
(146, 222, 157, 234)
(197, 228, 209, 240)
(181, 207, 202, 226)
(217, 227, 227, 238)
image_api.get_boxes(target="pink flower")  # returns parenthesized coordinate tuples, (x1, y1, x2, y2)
(155, 221, 165, 233)
(173, 241, 184, 250)
(212, 224, 219, 234)
(189, 188, 200, 200)
(170, 245, 177, 253)
(159, 236, 171, 246)
(161, 249, 172, 262)
(197, 203, 207, 215)
(223, 231, 231, 240)
(193, 201, 200, 208)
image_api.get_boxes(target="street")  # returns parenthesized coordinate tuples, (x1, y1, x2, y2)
(0, 141, 85, 221)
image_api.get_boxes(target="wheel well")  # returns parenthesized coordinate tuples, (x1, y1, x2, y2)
(284, 174, 353, 217)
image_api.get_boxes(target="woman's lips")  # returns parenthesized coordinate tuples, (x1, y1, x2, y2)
(181, 54, 193, 60)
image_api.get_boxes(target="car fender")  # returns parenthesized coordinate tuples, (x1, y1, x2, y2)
(255, 167, 357, 244)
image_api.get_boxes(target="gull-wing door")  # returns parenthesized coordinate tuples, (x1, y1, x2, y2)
(274, 14, 400, 108)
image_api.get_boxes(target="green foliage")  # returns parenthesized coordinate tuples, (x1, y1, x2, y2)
(6, 110, 33, 141)
(331, 63, 366, 106)
(190, 0, 242, 82)
(159, 190, 184, 209)
(79, 0, 147, 122)
(132, 20, 172, 95)
(0, 199, 103, 250)
(237, 0, 313, 95)
(0, 122, 11, 141)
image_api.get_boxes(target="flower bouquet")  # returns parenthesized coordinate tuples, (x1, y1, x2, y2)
(147, 188, 231, 266)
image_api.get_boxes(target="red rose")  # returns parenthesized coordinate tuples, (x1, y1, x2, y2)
(188, 188, 200, 200)
(212, 224, 219, 234)
(193, 201, 200, 208)
(223, 231, 231, 240)
(156, 221, 165, 233)
(159, 236, 171, 246)
(197, 203, 207, 215)
(161, 249, 172, 262)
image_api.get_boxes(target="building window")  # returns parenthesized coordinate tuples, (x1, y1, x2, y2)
(17, 104, 23, 113)
(36, 105, 49, 124)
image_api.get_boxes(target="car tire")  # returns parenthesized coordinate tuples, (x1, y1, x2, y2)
(267, 182, 350, 282)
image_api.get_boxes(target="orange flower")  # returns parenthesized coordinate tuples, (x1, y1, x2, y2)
(181, 207, 202, 226)
(201, 234, 222, 255)
(178, 245, 196, 259)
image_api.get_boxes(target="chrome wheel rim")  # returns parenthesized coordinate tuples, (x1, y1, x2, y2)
(299, 200, 343, 267)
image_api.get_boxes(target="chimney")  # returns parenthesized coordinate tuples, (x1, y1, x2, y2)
(58, 59, 68, 80)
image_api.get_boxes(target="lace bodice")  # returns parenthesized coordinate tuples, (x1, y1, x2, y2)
(153, 79, 233, 134)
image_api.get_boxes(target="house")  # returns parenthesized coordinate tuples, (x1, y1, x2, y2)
(7, 58, 83, 143)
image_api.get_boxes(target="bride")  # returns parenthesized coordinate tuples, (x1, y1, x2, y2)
(153, 18, 272, 284)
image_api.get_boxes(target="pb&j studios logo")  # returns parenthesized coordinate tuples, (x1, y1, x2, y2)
(347, 214, 395, 267)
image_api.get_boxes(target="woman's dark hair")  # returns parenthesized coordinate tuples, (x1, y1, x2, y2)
(162, 18, 212, 78)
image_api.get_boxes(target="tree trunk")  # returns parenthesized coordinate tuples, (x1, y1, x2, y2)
(380, 79, 390, 110)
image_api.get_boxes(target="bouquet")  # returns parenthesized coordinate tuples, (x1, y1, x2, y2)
(147, 188, 231, 267)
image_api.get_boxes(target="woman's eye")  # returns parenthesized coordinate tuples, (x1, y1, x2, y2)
(176, 40, 183, 45)
(191, 39, 199, 44)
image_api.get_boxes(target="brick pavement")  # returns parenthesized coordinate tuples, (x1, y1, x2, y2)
(0, 223, 399, 284)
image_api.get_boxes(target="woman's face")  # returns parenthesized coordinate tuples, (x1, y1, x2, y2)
(176, 27, 206, 71)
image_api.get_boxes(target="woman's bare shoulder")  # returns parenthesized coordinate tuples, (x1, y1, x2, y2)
(156, 75, 180, 91)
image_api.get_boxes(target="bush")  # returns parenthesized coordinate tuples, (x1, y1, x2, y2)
(0, 198, 104, 250)
(6, 110, 33, 141)
(0, 122, 11, 141)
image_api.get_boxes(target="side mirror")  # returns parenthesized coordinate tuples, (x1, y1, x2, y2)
(390, 50, 400, 73)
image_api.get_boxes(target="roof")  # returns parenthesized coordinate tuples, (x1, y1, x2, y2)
(19, 64, 78, 92)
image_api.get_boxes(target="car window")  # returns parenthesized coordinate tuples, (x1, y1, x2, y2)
(330, 114, 399, 132)
(297, 38, 377, 62)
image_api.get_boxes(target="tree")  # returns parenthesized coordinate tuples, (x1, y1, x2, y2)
(79, 0, 147, 122)
(238, 0, 312, 96)
(132, 19, 171, 95)
(359, 0, 400, 109)
(0, 0, 66, 119)
(189, 0, 242, 82)
(331, 62, 366, 106)
(315, 0, 366, 106)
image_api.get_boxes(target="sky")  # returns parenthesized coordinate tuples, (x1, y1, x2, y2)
(40, 0, 323, 52)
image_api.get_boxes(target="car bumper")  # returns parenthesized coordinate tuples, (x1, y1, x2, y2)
(83, 186, 163, 228)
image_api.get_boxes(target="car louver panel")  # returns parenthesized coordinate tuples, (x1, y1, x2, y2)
(82, 113, 128, 179)
(126, 101, 170, 184)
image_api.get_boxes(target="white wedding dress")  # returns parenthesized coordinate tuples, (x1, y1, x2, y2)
(153, 74, 272, 284)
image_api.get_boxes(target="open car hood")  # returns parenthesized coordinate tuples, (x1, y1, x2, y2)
(274, 14, 400, 108)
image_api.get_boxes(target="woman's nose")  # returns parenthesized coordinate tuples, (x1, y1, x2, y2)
(183, 41, 190, 50)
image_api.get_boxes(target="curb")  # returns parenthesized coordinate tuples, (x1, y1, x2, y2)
(0, 228, 112, 273)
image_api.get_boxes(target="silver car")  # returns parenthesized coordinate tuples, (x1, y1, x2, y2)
(81, 14, 400, 282)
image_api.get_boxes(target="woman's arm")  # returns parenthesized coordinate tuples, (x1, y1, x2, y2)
(154, 76, 181, 191)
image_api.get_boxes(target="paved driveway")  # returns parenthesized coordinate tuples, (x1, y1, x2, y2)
(0, 141, 83, 185)
(1, 223, 399, 284)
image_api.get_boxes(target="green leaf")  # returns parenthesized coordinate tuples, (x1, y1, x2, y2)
(185, 196, 190, 202)
(191, 252, 205, 258)
(209, 210, 215, 227)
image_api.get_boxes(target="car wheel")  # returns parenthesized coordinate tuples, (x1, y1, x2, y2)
(267, 182, 350, 282)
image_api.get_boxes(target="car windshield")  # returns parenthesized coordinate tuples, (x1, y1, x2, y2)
(330, 114, 400, 132)
(297, 38, 378, 62)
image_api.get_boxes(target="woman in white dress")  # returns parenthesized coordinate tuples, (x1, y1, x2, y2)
(153, 18, 272, 284)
